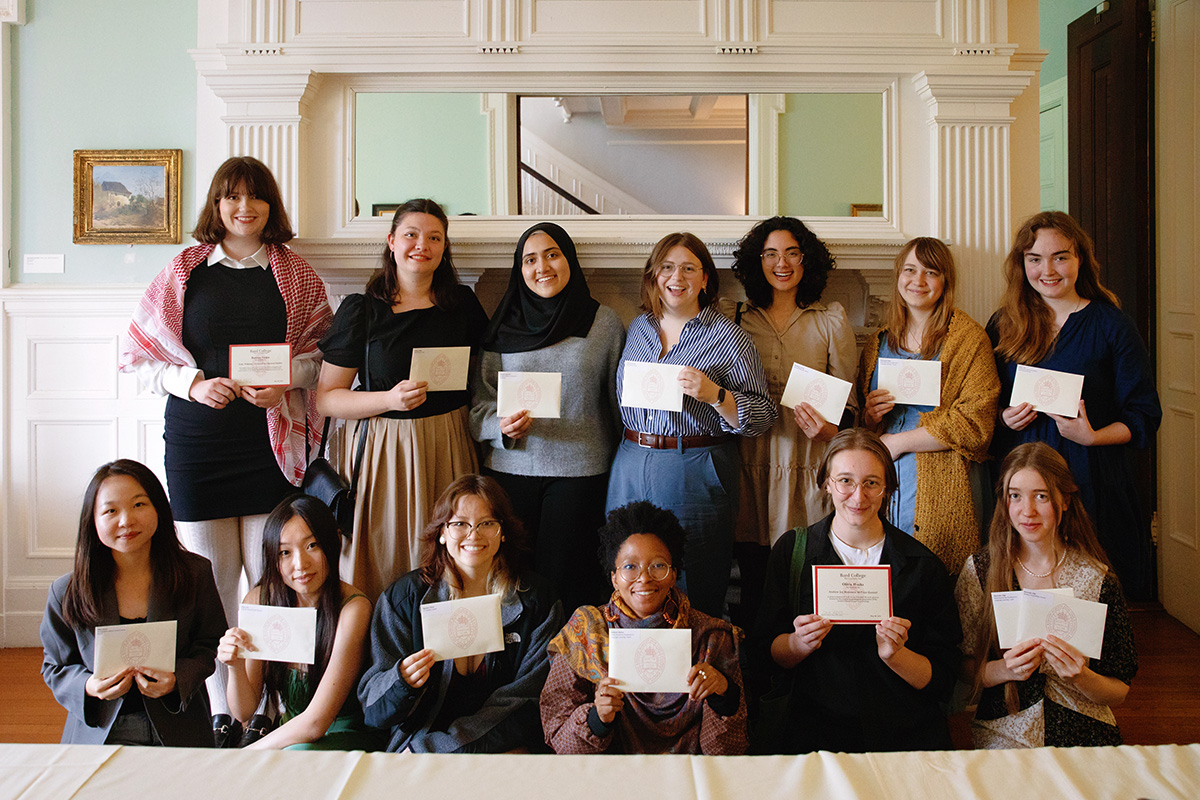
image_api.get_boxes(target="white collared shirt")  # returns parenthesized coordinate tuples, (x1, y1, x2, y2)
(206, 243, 270, 270)
(828, 531, 885, 567)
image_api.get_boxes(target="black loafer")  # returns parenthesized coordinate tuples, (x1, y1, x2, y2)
(212, 714, 243, 749)
(237, 714, 274, 748)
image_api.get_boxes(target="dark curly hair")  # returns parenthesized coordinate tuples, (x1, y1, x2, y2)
(597, 501, 687, 574)
(731, 216, 835, 308)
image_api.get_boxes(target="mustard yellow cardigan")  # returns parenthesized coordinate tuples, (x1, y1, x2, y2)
(856, 310, 1000, 573)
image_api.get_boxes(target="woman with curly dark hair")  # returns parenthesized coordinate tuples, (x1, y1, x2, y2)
(357, 474, 563, 752)
(540, 501, 747, 754)
(727, 217, 857, 619)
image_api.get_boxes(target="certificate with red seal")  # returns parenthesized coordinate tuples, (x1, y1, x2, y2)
(876, 358, 942, 407)
(410, 346, 471, 391)
(229, 343, 292, 387)
(812, 565, 893, 624)
(1010, 364, 1084, 418)
(497, 371, 562, 418)
(94, 620, 176, 679)
(608, 628, 691, 694)
(419, 593, 505, 661)
(621, 361, 685, 412)
(779, 362, 853, 426)
(238, 604, 317, 665)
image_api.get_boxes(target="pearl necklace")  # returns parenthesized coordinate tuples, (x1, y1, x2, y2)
(1016, 547, 1066, 579)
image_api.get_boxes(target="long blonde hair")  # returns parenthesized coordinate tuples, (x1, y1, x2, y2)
(992, 211, 1119, 364)
(884, 237, 956, 359)
(969, 442, 1114, 712)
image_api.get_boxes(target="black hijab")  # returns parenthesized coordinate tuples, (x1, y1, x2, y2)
(482, 222, 600, 353)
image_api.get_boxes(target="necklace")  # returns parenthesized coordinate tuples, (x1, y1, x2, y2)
(1016, 546, 1066, 579)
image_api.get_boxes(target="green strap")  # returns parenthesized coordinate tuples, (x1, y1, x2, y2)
(787, 526, 808, 616)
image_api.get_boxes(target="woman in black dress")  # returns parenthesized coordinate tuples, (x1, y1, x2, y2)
(120, 156, 331, 724)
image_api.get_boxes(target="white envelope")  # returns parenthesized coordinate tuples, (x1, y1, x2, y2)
(228, 343, 292, 387)
(237, 604, 317, 665)
(621, 361, 685, 412)
(607, 627, 692, 694)
(420, 593, 505, 661)
(1010, 364, 1084, 418)
(779, 362, 853, 426)
(993, 588, 1074, 649)
(1015, 590, 1108, 660)
(410, 346, 471, 391)
(876, 358, 942, 407)
(496, 371, 562, 418)
(812, 565, 893, 624)
(94, 620, 176, 679)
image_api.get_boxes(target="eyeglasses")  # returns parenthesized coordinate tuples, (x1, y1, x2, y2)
(655, 262, 702, 277)
(444, 519, 502, 538)
(827, 476, 886, 498)
(614, 561, 673, 582)
(761, 249, 803, 267)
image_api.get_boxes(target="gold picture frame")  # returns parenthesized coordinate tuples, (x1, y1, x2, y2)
(850, 203, 884, 218)
(73, 149, 182, 244)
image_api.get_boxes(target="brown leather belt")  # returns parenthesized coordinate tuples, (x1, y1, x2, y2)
(624, 428, 729, 450)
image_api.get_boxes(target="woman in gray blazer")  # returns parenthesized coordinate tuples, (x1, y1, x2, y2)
(40, 459, 226, 746)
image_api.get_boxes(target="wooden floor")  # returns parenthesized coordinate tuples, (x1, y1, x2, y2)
(3, 606, 1198, 746)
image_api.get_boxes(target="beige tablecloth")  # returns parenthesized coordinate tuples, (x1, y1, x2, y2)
(2, 743, 1198, 800)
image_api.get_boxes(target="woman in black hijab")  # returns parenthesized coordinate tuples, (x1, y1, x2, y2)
(470, 223, 626, 610)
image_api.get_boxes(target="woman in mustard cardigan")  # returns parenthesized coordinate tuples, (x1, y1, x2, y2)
(857, 237, 999, 573)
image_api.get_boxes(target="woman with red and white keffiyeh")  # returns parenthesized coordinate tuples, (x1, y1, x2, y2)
(119, 156, 331, 730)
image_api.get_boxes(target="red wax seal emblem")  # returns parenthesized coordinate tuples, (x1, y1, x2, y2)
(265, 614, 291, 653)
(517, 378, 542, 410)
(1034, 375, 1060, 406)
(1045, 603, 1078, 640)
(448, 607, 479, 649)
(633, 637, 666, 685)
(121, 632, 151, 667)
(641, 369, 664, 402)
(897, 365, 921, 398)
(431, 354, 452, 386)
(804, 380, 828, 406)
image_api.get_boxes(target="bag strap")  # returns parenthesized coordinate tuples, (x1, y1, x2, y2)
(734, 300, 744, 327)
(786, 526, 808, 617)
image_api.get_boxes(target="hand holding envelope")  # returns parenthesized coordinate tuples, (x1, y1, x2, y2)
(410, 346, 471, 391)
(1010, 365, 1084, 418)
(93, 620, 178, 701)
(607, 628, 692, 693)
(497, 371, 562, 418)
(237, 604, 317, 665)
(992, 589, 1107, 660)
(876, 358, 942, 407)
(419, 594, 505, 661)
(621, 362, 685, 412)
(780, 363, 853, 428)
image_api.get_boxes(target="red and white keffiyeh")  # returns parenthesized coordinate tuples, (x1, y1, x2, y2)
(120, 243, 333, 486)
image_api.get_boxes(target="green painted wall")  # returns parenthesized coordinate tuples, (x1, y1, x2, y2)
(778, 93, 883, 218)
(354, 93, 490, 218)
(11, 0, 198, 284)
(1040, 0, 1100, 87)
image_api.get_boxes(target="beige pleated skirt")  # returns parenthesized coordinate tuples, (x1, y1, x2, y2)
(334, 407, 478, 601)
(736, 415, 834, 547)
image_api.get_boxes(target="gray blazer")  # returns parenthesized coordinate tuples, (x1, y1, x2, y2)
(40, 551, 226, 746)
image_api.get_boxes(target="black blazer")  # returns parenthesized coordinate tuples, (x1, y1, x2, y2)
(40, 552, 226, 746)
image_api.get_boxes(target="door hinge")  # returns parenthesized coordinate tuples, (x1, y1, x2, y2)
(1150, 511, 1160, 546)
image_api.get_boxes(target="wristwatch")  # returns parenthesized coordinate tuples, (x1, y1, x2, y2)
(712, 387, 726, 406)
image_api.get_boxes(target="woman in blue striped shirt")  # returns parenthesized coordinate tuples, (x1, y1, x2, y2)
(607, 232, 775, 617)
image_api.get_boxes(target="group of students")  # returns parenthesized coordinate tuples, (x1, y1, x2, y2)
(39, 155, 1158, 755)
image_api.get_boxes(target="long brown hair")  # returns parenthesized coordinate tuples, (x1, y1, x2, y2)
(992, 211, 1120, 364)
(969, 442, 1115, 711)
(193, 156, 294, 245)
(884, 237, 956, 359)
(62, 460, 196, 629)
(640, 232, 720, 318)
(417, 475, 528, 600)
(364, 198, 462, 311)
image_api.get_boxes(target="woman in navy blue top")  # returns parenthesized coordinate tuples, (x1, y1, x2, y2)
(988, 211, 1161, 599)
(607, 232, 775, 617)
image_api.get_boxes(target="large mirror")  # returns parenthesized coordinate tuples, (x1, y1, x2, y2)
(353, 92, 884, 219)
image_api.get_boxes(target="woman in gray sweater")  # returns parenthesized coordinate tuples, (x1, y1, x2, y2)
(470, 222, 625, 611)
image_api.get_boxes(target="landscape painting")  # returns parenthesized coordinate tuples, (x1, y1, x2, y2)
(73, 149, 181, 244)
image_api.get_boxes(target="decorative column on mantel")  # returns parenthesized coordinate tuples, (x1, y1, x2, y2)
(198, 70, 322, 235)
(912, 70, 1034, 323)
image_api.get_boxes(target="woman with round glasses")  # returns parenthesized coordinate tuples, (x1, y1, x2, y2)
(750, 428, 961, 753)
(726, 216, 858, 622)
(541, 501, 747, 754)
(357, 474, 563, 752)
(988, 211, 1160, 600)
(856, 237, 999, 574)
(608, 232, 775, 618)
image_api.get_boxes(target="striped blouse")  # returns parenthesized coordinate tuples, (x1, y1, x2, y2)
(617, 306, 776, 438)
